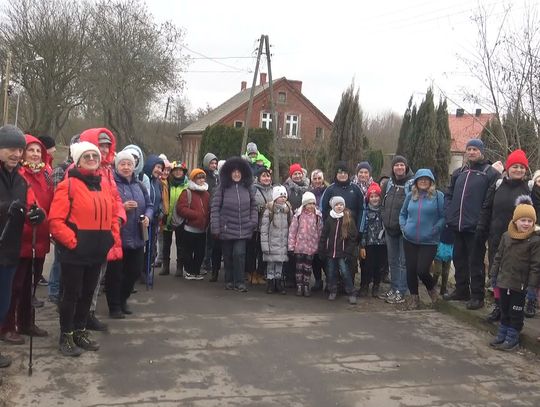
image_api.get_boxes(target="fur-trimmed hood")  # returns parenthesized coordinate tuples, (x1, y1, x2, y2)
(219, 156, 253, 189)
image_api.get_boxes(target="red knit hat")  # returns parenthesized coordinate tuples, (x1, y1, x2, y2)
(366, 183, 382, 201)
(289, 163, 303, 177)
(505, 149, 529, 171)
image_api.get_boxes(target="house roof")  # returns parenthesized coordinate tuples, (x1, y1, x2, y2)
(180, 78, 285, 134)
(448, 113, 496, 152)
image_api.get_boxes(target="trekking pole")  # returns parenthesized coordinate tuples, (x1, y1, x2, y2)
(146, 221, 154, 290)
(28, 223, 37, 376)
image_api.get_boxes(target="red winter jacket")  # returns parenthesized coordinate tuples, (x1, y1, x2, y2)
(177, 181, 210, 232)
(19, 135, 53, 258)
(79, 128, 126, 261)
(49, 168, 120, 265)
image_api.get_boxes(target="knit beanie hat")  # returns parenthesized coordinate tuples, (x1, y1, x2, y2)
(0, 125, 25, 149)
(159, 153, 171, 168)
(329, 196, 345, 208)
(512, 195, 536, 223)
(115, 150, 135, 167)
(356, 161, 372, 174)
(37, 135, 55, 149)
(335, 160, 349, 175)
(272, 185, 287, 201)
(505, 149, 529, 171)
(98, 132, 112, 145)
(391, 155, 408, 168)
(246, 142, 258, 155)
(533, 170, 540, 185)
(255, 166, 271, 180)
(466, 138, 485, 154)
(189, 168, 206, 181)
(301, 191, 316, 206)
(289, 163, 303, 177)
(71, 141, 101, 165)
(366, 183, 382, 199)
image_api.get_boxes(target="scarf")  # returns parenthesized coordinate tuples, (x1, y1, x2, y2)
(330, 209, 344, 219)
(507, 221, 535, 240)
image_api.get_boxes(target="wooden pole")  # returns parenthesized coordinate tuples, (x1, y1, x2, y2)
(264, 35, 280, 181)
(3, 51, 12, 126)
(241, 35, 265, 155)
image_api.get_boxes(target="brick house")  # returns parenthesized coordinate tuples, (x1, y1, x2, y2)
(448, 108, 496, 172)
(178, 74, 333, 170)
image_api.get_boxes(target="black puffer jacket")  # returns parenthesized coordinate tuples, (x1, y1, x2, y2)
(284, 177, 310, 211)
(318, 212, 358, 260)
(381, 170, 414, 236)
(320, 180, 364, 231)
(445, 160, 500, 233)
(211, 157, 257, 240)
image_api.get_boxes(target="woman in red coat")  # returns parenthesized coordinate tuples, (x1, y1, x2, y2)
(1, 135, 51, 344)
(49, 141, 120, 357)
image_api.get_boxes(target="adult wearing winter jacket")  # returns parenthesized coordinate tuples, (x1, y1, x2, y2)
(2, 135, 51, 344)
(79, 128, 126, 331)
(284, 163, 310, 212)
(178, 169, 210, 280)
(444, 139, 500, 305)
(399, 169, 445, 309)
(202, 153, 220, 279)
(211, 157, 257, 291)
(49, 141, 120, 356)
(309, 169, 327, 290)
(477, 150, 532, 319)
(106, 151, 153, 318)
(121, 144, 151, 193)
(352, 161, 374, 197)
(379, 155, 415, 304)
(0, 125, 42, 368)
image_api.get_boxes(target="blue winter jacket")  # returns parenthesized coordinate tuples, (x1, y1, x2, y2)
(114, 171, 154, 249)
(143, 155, 164, 220)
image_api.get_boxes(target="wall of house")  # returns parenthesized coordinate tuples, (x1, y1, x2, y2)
(180, 134, 201, 171)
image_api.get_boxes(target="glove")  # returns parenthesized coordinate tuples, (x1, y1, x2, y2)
(360, 248, 366, 259)
(27, 205, 46, 225)
(8, 200, 26, 218)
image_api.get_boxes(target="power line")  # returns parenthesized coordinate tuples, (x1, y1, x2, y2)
(183, 45, 251, 73)
(188, 56, 256, 60)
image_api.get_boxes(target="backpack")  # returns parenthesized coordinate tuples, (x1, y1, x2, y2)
(171, 189, 192, 228)
(383, 177, 413, 200)
(494, 178, 534, 192)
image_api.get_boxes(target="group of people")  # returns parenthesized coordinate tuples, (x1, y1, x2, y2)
(1, 127, 540, 368)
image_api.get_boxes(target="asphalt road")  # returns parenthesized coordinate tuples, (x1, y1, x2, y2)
(2, 269, 540, 407)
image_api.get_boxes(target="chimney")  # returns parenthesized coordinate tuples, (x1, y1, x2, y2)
(456, 108, 465, 117)
(241, 81, 247, 91)
(259, 72, 267, 86)
(475, 108, 482, 117)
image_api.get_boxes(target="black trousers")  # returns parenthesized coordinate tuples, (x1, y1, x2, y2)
(246, 232, 265, 276)
(500, 288, 526, 331)
(162, 226, 183, 263)
(312, 254, 325, 282)
(182, 231, 206, 275)
(105, 260, 123, 312)
(454, 231, 486, 299)
(403, 240, 437, 296)
(361, 245, 387, 288)
(59, 262, 101, 333)
(212, 238, 222, 273)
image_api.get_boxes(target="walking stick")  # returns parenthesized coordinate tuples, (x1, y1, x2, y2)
(146, 221, 154, 290)
(28, 223, 37, 376)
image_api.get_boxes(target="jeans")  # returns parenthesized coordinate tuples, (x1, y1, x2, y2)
(0, 265, 17, 324)
(326, 257, 355, 295)
(48, 244, 62, 299)
(385, 233, 408, 294)
(222, 239, 246, 287)
(403, 240, 437, 296)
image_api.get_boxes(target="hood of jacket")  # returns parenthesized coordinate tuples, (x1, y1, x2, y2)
(203, 153, 217, 170)
(122, 144, 145, 178)
(143, 155, 165, 179)
(219, 156, 253, 189)
(414, 168, 435, 183)
(79, 128, 116, 165)
(23, 134, 49, 167)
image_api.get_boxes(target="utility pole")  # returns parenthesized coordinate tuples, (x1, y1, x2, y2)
(3, 51, 12, 126)
(241, 35, 280, 181)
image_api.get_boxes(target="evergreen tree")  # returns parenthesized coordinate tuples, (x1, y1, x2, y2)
(434, 99, 451, 188)
(481, 117, 506, 163)
(396, 96, 413, 157)
(326, 81, 364, 175)
(409, 88, 437, 172)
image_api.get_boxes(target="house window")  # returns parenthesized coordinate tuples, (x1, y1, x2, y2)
(315, 127, 323, 139)
(278, 91, 287, 103)
(234, 120, 243, 128)
(285, 114, 299, 138)
(261, 112, 273, 129)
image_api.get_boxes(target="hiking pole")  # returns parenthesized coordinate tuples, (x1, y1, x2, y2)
(28, 223, 37, 376)
(146, 221, 153, 290)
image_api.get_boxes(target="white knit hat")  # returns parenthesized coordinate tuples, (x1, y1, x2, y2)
(533, 170, 540, 184)
(70, 141, 101, 166)
(272, 185, 287, 201)
(115, 150, 135, 167)
(302, 191, 316, 206)
(329, 196, 345, 208)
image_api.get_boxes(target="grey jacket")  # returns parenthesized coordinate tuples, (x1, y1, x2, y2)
(260, 202, 291, 262)
(253, 182, 273, 230)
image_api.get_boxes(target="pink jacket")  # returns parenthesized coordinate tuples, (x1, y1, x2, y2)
(288, 207, 323, 255)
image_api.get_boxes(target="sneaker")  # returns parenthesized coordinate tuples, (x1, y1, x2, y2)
(387, 290, 405, 304)
(200, 269, 208, 276)
(109, 310, 125, 319)
(73, 329, 99, 351)
(348, 295, 357, 305)
(235, 284, 248, 292)
(21, 324, 48, 337)
(195, 274, 204, 281)
(225, 282, 234, 290)
(38, 277, 48, 286)
(328, 292, 337, 301)
(86, 312, 108, 331)
(184, 273, 196, 280)
(378, 289, 395, 301)
(59, 332, 83, 357)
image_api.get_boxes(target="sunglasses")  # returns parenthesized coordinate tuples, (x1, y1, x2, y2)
(82, 153, 100, 160)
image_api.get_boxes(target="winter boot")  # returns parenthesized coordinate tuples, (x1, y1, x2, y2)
(489, 324, 508, 348)
(174, 261, 183, 277)
(276, 279, 286, 295)
(266, 279, 274, 294)
(73, 329, 100, 351)
(59, 332, 83, 357)
(121, 302, 133, 315)
(296, 285, 303, 296)
(524, 298, 537, 318)
(371, 285, 380, 298)
(86, 312, 108, 331)
(304, 284, 311, 297)
(485, 300, 501, 323)
(358, 286, 369, 297)
(428, 288, 440, 304)
(328, 292, 337, 301)
(209, 270, 219, 282)
(159, 261, 170, 276)
(348, 295, 357, 305)
(312, 279, 323, 292)
(499, 327, 519, 351)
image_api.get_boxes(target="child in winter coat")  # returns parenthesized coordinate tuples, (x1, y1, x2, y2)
(359, 183, 386, 298)
(261, 185, 292, 294)
(489, 196, 540, 351)
(318, 196, 358, 304)
(288, 191, 323, 297)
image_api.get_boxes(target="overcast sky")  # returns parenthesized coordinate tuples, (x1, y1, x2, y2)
(148, 0, 534, 119)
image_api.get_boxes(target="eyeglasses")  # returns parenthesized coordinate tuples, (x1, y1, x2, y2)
(82, 153, 99, 160)
(313, 177, 323, 180)
(196, 174, 206, 179)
